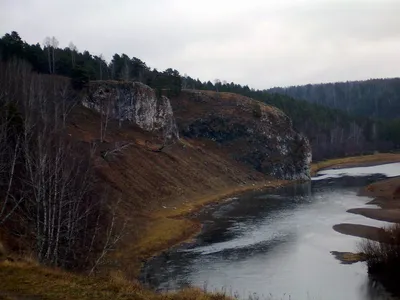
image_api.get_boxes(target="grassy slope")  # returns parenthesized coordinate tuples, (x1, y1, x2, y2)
(67, 106, 280, 277)
(0, 261, 229, 300)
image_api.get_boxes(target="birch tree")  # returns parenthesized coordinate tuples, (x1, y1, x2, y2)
(43, 37, 52, 73)
(51, 36, 59, 74)
(68, 42, 77, 67)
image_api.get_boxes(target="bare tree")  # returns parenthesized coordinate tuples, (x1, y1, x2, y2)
(50, 37, 59, 74)
(214, 79, 221, 92)
(0, 60, 130, 270)
(89, 197, 127, 275)
(100, 96, 112, 143)
(68, 42, 77, 67)
(98, 54, 104, 80)
(43, 37, 52, 73)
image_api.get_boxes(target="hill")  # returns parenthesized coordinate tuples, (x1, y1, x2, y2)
(2, 30, 400, 161)
(268, 78, 400, 119)
(181, 77, 400, 160)
(0, 59, 309, 285)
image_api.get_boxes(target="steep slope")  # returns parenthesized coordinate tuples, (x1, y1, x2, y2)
(64, 81, 312, 275)
(0, 60, 310, 281)
(169, 90, 311, 180)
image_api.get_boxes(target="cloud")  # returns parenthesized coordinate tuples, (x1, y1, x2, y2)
(1, 0, 399, 88)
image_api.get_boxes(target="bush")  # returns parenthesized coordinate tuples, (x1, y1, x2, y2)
(359, 224, 400, 294)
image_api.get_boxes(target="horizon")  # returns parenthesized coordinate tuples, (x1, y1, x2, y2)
(2, 0, 400, 89)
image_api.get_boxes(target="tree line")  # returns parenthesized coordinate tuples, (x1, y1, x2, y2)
(268, 79, 400, 119)
(0, 31, 182, 96)
(1, 30, 399, 160)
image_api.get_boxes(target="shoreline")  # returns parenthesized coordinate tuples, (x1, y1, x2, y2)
(132, 153, 400, 277)
(311, 153, 400, 176)
(127, 179, 291, 277)
(333, 168, 400, 254)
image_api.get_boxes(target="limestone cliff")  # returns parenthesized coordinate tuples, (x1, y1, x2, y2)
(83, 81, 179, 141)
(170, 90, 312, 180)
(82, 82, 311, 180)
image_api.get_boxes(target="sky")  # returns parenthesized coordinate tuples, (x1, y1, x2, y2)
(1, 0, 400, 89)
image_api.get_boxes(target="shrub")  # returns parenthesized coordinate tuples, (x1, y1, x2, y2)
(359, 224, 400, 294)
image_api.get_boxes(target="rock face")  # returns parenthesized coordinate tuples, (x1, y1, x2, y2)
(170, 90, 312, 180)
(83, 81, 179, 141)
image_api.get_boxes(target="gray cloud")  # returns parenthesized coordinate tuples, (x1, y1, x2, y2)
(1, 0, 400, 88)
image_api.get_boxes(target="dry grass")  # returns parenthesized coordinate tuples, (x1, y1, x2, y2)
(311, 153, 400, 176)
(0, 260, 231, 300)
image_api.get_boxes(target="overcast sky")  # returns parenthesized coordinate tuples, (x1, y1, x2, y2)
(1, 0, 400, 89)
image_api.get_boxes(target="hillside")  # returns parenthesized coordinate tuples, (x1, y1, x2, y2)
(2, 30, 399, 162)
(181, 77, 399, 160)
(0, 59, 311, 288)
(169, 90, 311, 179)
(268, 78, 400, 119)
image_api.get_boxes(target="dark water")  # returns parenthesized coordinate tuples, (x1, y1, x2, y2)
(142, 163, 400, 300)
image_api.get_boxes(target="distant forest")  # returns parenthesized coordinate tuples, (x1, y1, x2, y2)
(1, 31, 400, 160)
(269, 80, 400, 119)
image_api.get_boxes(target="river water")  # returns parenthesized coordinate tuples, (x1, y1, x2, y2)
(142, 163, 400, 300)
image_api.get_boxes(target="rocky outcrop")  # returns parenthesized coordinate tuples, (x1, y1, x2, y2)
(170, 90, 312, 180)
(83, 81, 179, 141)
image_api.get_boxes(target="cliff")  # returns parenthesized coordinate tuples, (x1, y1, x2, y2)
(170, 90, 311, 180)
(83, 81, 179, 141)
(82, 82, 311, 180)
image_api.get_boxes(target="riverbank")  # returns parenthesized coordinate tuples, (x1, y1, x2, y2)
(3, 156, 399, 299)
(311, 153, 400, 176)
(333, 175, 400, 239)
(128, 153, 400, 277)
(122, 179, 289, 277)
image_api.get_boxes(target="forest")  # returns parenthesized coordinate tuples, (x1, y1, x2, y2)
(268, 79, 400, 119)
(1, 31, 400, 160)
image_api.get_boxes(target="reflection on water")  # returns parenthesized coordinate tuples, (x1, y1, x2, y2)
(142, 164, 400, 300)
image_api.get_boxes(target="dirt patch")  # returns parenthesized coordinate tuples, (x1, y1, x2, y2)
(333, 224, 389, 242)
(360, 176, 400, 201)
(347, 208, 400, 223)
(330, 251, 367, 264)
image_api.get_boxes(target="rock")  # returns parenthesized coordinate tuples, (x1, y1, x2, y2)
(83, 81, 179, 141)
(170, 90, 311, 180)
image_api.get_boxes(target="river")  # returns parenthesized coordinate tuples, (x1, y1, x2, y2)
(142, 163, 400, 300)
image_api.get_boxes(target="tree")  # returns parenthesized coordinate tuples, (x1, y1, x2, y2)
(51, 36, 59, 74)
(43, 36, 52, 73)
(71, 66, 89, 90)
(214, 79, 221, 92)
(98, 54, 104, 80)
(0, 60, 127, 269)
(68, 42, 77, 67)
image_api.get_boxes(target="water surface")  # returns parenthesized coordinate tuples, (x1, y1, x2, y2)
(143, 163, 400, 300)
